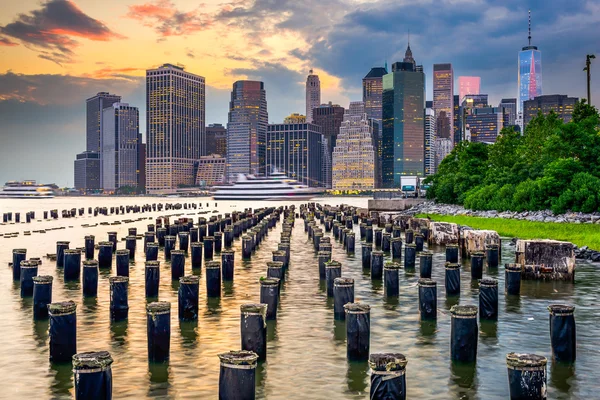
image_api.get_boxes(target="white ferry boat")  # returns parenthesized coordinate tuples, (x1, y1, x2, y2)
(212, 172, 324, 200)
(0, 181, 56, 199)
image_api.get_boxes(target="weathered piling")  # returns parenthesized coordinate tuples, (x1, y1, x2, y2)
(170, 250, 186, 281)
(240, 303, 268, 361)
(56, 241, 70, 267)
(49, 301, 77, 363)
(98, 242, 113, 269)
(405, 229, 414, 244)
(391, 238, 402, 262)
(218, 351, 258, 400)
(266, 261, 284, 282)
(344, 303, 370, 361)
(516, 239, 575, 281)
(115, 250, 130, 277)
(224, 228, 234, 248)
(381, 233, 391, 253)
(371, 251, 384, 279)
(146, 242, 159, 262)
(221, 250, 235, 281)
(505, 264, 522, 295)
(109, 276, 129, 321)
(471, 252, 484, 280)
(369, 353, 407, 400)
(20, 260, 38, 297)
(318, 251, 331, 279)
(62, 249, 81, 281)
(147, 302, 171, 362)
(333, 278, 354, 320)
(506, 353, 547, 400)
(362, 244, 372, 269)
(260, 278, 280, 320)
(157, 228, 166, 247)
(486, 244, 499, 268)
(178, 232, 189, 253)
(548, 305, 576, 362)
(419, 251, 433, 278)
(450, 305, 478, 363)
(445, 263, 461, 296)
(365, 226, 373, 244)
(12, 248, 27, 281)
(126, 236, 136, 260)
(418, 279, 437, 320)
(83, 260, 99, 297)
(479, 278, 498, 321)
(415, 233, 425, 252)
(108, 232, 117, 252)
(274, 248, 288, 269)
(326, 260, 342, 297)
(206, 261, 221, 297)
(446, 244, 459, 263)
(214, 232, 223, 254)
(164, 236, 176, 260)
(190, 242, 202, 269)
(384, 262, 401, 297)
(178, 276, 200, 321)
(145, 261, 160, 298)
(84, 235, 95, 260)
(374, 228, 383, 248)
(72, 351, 113, 400)
(404, 244, 416, 269)
(32, 275, 53, 319)
(346, 232, 356, 254)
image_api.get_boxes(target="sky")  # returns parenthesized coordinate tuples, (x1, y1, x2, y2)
(0, 0, 599, 186)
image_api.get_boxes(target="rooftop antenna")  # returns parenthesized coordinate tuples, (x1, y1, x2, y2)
(528, 10, 531, 46)
(309, 68, 313, 75)
(408, 28, 410, 46)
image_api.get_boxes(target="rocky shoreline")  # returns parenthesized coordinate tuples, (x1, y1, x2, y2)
(401, 201, 600, 263)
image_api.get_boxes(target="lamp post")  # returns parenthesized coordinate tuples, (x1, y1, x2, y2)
(584, 54, 596, 105)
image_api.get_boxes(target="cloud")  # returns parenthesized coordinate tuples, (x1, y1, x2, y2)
(0, 37, 18, 47)
(0, 0, 124, 65)
(127, 0, 212, 37)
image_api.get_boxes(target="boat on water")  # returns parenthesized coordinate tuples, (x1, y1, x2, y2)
(212, 172, 324, 200)
(0, 181, 56, 199)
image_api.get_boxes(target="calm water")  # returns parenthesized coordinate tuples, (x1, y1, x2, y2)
(1, 196, 598, 399)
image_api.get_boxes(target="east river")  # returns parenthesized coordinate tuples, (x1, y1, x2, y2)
(0, 196, 598, 399)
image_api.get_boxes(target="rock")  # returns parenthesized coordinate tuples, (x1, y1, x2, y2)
(516, 239, 576, 281)
(429, 222, 459, 245)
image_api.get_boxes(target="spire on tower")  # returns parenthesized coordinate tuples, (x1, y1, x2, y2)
(528, 10, 531, 46)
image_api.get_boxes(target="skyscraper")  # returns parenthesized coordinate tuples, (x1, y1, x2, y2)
(146, 64, 205, 194)
(465, 107, 505, 143)
(518, 10, 542, 114)
(523, 94, 578, 127)
(499, 98, 517, 126)
(424, 107, 436, 176)
(306, 70, 321, 123)
(382, 44, 426, 187)
(453, 95, 461, 144)
(102, 103, 139, 191)
(433, 63, 454, 142)
(363, 67, 387, 122)
(86, 92, 121, 153)
(332, 102, 376, 190)
(74, 151, 101, 191)
(458, 77, 481, 103)
(313, 102, 345, 188)
(205, 123, 227, 157)
(137, 133, 146, 193)
(227, 80, 268, 180)
(267, 121, 323, 187)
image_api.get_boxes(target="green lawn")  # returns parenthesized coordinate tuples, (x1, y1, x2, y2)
(416, 214, 600, 249)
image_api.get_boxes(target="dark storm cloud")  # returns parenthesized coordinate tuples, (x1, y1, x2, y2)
(127, 0, 212, 37)
(0, 0, 124, 65)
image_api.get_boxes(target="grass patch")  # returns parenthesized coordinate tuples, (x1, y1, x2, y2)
(417, 213, 600, 250)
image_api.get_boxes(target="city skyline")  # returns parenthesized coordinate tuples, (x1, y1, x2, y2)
(0, 0, 598, 185)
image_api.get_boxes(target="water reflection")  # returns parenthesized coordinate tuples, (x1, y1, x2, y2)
(110, 319, 129, 349)
(479, 320, 498, 345)
(551, 361, 576, 396)
(418, 320, 437, 343)
(179, 320, 198, 351)
(205, 297, 222, 315)
(32, 319, 49, 349)
(371, 279, 382, 292)
(346, 360, 369, 394)
(266, 320, 278, 342)
(450, 362, 477, 398)
(148, 362, 170, 398)
(223, 281, 235, 297)
(82, 296, 98, 312)
(50, 362, 73, 397)
(333, 319, 346, 343)
(445, 295, 460, 310)
(383, 295, 399, 308)
(255, 361, 267, 391)
(505, 295, 521, 313)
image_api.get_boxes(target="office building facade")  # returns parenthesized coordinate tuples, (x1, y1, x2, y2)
(382, 45, 426, 187)
(332, 102, 376, 190)
(306, 70, 321, 123)
(102, 103, 139, 191)
(453, 95, 461, 144)
(206, 123, 227, 157)
(363, 67, 387, 122)
(518, 11, 542, 113)
(466, 107, 504, 143)
(195, 155, 226, 186)
(425, 108, 436, 175)
(267, 122, 323, 187)
(458, 76, 481, 103)
(523, 95, 578, 127)
(227, 80, 268, 180)
(137, 134, 146, 193)
(74, 151, 101, 191)
(313, 102, 345, 188)
(146, 64, 205, 193)
(433, 63, 454, 142)
(499, 98, 517, 126)
(86, 92, 121, 153)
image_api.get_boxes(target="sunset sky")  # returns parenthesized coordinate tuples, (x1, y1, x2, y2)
(0, 0, 598, 186)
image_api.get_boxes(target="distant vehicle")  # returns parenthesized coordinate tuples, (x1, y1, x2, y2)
(0, 180, 55, 199)
(419, 177, 430, 198)
(400, 176, 419, 198)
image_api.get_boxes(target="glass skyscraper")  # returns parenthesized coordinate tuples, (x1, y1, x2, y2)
(227, 80, 268, 181)
(102, 103, 139, 191)
(433, 63, 454, 142)
(146, 64, 205, 194)
(518, 11, 542, 113)
(382, 45, 426, 187)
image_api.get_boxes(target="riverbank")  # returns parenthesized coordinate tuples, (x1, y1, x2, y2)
(416, 213, 600, 262)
